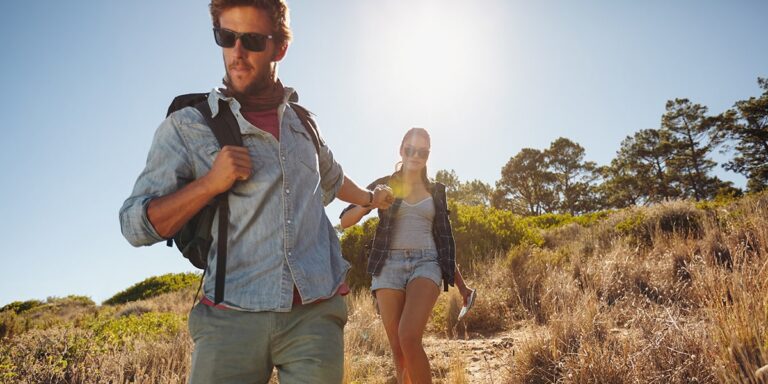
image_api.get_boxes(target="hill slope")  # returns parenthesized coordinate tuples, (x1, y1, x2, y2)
(1, 194, 767, 383)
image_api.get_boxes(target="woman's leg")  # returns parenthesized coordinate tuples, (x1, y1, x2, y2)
(376, 289, 408, 383)
(399, 277, 440, 384)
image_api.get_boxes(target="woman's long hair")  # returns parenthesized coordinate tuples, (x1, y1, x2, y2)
(394, 127, 431, 190)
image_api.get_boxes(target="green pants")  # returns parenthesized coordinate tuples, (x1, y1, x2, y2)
(188, 295, 348, 384)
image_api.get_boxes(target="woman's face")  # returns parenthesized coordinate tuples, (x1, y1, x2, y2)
(399, 134, 430, 172)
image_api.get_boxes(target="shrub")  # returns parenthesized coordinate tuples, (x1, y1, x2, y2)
(344, 292, 389, 357)
(0, 325, 193, 383)
(505, 246, 550, 324)
(0, 327, 96, 383)
(46, 295, 95, 308)
(540, 222, 585, 249)
(104, 273, 200, 305)
(428, 291, 461, 337)
(0, 296, 97, 339)
(0, 311, 24, 340)
(651, 202, 704, 238)
(450, 203, 542, 268)
(598, 202, 705, 248)
(509, 297, 600, 383)
(343, 291, 393, 384)
(339, 218, 378, 291)
(521, 211, 609, 230)
(457, 254, 514, 334)
(86, 312, 185, 347)
(614, 209, 647, 241)
(0, 300, 44, 314)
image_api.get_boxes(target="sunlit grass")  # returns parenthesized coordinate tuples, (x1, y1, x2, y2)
(1, 193, 767, 382)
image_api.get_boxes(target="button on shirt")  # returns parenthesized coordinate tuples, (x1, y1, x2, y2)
(119, 88, 349, 312)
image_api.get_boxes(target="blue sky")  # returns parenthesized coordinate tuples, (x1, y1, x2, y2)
(0, 0, 765, 307)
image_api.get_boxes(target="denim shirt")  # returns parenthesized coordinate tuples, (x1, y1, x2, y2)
(119, 88, 349, 312)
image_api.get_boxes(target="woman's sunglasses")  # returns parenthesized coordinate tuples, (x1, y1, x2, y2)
(213, 27, 273, 52)
(403, 146, 430, 159)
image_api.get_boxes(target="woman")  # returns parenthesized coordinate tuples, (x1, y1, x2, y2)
(340, 127, 475, 384)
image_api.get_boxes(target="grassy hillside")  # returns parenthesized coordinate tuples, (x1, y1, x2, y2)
(1, 193, 767, 383)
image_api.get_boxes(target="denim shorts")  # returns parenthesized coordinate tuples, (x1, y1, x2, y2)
(371, 249, 442, 291)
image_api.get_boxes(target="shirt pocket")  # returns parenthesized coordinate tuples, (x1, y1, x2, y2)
(197, 143, 265, 185)
(289, 125, 319, 175)
(186, 143, 220, 178)
(202, 143, 219, 165)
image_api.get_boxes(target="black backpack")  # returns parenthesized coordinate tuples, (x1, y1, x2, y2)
(165, 93, 321, 304)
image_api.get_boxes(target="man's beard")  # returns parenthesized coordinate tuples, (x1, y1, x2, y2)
(225, 61, 276, 96)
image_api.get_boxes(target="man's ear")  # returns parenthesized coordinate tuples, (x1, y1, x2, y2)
(273, 43, 288, 61)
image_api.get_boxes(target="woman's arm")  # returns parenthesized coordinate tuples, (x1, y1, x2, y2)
(454, 265, 474, 305)
(339, 176, 393, 229)
(340, 205, 373, 229)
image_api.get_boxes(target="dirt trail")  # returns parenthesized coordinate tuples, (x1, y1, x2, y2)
(422, 326, 535, 383)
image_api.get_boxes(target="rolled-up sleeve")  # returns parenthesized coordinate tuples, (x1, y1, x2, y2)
(317, 138, 344, 206)
(119, 115, 194, 246)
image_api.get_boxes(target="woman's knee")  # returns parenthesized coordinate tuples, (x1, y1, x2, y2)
(397, 329, 423, 353)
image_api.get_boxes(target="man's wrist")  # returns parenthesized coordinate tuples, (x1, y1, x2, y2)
(361, 190, 374, 208)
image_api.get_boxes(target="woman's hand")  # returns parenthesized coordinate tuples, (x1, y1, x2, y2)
(371, 184, 395, 209)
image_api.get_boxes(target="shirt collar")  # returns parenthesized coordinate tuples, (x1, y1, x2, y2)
(207, 86, 298, 118)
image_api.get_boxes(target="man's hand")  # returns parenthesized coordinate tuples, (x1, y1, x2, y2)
(371, 184, 394, 210)
(201, 146, 252, 195)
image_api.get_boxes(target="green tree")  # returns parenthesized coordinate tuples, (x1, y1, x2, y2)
(545, 138, 599, 214)
(435, 169, 494, 206)
(434, 169, 461, 197)
(662, 98, 724, 200)
(459, 179, 494, 206)
(718, 78, 768, 192)
(495, 148, 556, 215)
(598, 160, 642, 208)
(600, 129, 679, 207)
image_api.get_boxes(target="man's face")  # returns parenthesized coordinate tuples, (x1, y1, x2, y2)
(219, 6, 286, 94)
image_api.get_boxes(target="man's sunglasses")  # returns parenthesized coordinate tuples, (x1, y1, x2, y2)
(403, 146, 430, 159)
(213, 27, 273, 52)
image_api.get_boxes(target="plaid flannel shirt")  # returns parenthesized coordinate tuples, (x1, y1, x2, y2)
(341, 173, 456, 291)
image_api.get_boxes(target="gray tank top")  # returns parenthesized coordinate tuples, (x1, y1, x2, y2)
(390, 197, 437, 250)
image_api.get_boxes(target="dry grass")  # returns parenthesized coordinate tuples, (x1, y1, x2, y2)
(2, 194, 767, 383)
(343, 291, 392, 384)
(505, 195, 768, 383)
(0, 327, 193, 384)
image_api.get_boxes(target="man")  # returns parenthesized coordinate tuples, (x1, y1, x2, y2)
(119, 1, 392, 382)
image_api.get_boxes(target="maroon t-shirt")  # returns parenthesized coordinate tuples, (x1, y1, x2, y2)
(243, 109, 280, 140)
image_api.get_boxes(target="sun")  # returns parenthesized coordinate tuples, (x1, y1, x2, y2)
(353, 2, 502, 111)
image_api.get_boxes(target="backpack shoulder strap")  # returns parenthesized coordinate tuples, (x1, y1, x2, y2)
(166, 92, 242, 148)
(167, 93, 208, 117)
(194, 98, 243, 148)
(192, 97, 242, 305)
(289, 102, 322, 153)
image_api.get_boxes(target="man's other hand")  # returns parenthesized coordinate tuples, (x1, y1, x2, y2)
(202, 146, 252, 195)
